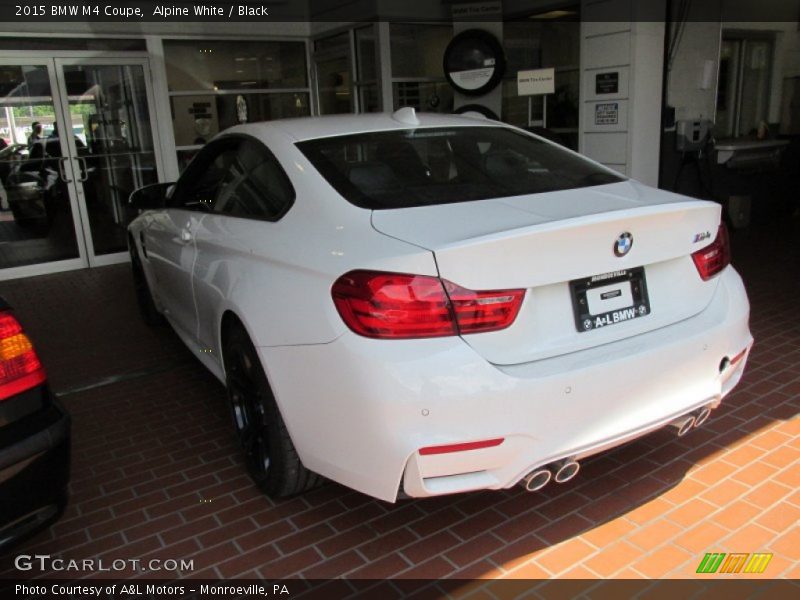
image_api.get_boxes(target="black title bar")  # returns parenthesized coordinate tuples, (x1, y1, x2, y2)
(0, 0, 797, 23)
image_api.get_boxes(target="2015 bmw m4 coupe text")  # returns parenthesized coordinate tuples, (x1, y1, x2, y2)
(128, 111, 752, 502)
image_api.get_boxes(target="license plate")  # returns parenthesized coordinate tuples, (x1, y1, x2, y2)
(569, 267, 650, 332)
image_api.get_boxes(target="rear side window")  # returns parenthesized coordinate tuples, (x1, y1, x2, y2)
(213, 140, 295, 221)
(171, 137, 294, 221)
(296, 126, 624, 209)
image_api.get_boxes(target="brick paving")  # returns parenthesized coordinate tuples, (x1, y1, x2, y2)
(0, 217, 797, 580)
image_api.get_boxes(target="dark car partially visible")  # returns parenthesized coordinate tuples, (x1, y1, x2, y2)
(0, 297, 70, 550)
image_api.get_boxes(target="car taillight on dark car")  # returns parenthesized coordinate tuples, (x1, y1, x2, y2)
(0, 311, 46, 401)
(692, 223, 731, 281)
(332, 270, 525, 339)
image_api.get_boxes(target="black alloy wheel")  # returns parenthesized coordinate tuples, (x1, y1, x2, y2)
(223, 324, 322, 498)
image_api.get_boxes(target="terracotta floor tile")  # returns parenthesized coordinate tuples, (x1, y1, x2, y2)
(581, 517, 637, 548)
(624, 498, 673, 525)
(743, 480, 793, 509)
(761, 445, 800, 469)
(666, 498, 717, 528)
(535, 538, 595, 576)
(712, 501, 762, 530)
(449, 560, 504, 580)
(774, 462, 800, 488)
(691, 461, 739, 486)
(627, 519, 682, 551)
(660, 478, 708, 505)
(721, 522, 778, 553)
(560, 565, 598, 579)
(615, 568, 646, 579)
(632, 545, 693, 578)
(755, 553, 793, 578)
(749, 429, 791, 451)
(731, 461, 779, 486)
(776, 418, 800, 437)
(674, 521, 729, 553)
(784, 561, 800, 579)
(488, 534, 547, 572)
(502, 559, 549, 579)
(722, 444, 767, 467)
(700, 479, 750, 507)
(756, 502, 800, 533)
(583, 540, 641, 577)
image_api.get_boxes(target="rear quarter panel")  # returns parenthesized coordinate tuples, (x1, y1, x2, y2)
(190, 134, 439, 362)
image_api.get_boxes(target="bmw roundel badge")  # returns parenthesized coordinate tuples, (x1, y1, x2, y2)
(614, 232, 633, 257)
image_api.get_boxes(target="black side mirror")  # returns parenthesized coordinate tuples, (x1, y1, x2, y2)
(129, 182, 175, 211)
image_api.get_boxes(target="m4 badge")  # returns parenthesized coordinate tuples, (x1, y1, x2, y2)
(693, 231, 712, 243)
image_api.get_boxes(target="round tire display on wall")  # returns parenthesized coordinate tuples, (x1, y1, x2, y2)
(443, 28, 506, 97)
(454, 104, 500, 120)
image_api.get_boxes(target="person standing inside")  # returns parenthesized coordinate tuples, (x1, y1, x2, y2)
(27, 121, 43, 149)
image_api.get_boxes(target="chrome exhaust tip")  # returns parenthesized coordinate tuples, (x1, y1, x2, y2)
(694, 406, 712, 428)
(554, 460, 580, 484)
(670, 415, 696, 437)
(522, 468, 552, 492)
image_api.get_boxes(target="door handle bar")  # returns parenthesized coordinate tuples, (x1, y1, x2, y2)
(57, 157, 72, 183)
(76, 157, 89, 182)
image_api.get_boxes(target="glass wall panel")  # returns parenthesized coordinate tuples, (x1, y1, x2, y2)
(393, 82, 453, 113)
(171, 92, 310, 147)
(164, 39, 311, 170)
(355, 26, 377, 81)
(164, 40, 308, 92)
(390, 24, 452, 79)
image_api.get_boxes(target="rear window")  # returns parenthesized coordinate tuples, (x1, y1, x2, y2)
(296, 126, 624, 209)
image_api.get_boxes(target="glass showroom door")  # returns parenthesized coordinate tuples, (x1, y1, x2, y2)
(0, 61, 86, 279)
(54, 57, 162, 267)
(0, 56, 162, 280)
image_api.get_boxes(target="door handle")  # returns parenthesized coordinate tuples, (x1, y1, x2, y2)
(57, 157, 72, 183)
(76, 157, 89, 182)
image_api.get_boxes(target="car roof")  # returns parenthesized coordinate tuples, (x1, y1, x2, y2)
(235, 112, 501, 142)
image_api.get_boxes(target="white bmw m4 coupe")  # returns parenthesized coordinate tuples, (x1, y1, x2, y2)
(128, 110, 752, 502)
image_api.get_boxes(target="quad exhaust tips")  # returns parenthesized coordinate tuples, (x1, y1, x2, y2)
(521, 458, 580, 491)
(693, 406, 712, 428)
(670, 415, 696, 437)
(522, 468, 552, 492)
(669, 405, 714, 437)
(554, 460, 581, 483)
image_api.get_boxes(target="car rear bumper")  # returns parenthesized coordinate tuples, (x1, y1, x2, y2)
(262, 267, 752, 502)
(0, 393, 71, 550)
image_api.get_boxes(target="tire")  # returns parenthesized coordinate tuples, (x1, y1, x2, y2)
(223, 323, 323, 498)
(129, 244, 164, 326)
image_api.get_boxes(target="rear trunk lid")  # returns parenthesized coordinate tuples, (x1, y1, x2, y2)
(371, 181, 723, 365)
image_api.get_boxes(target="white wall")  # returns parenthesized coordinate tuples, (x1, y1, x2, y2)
(666, 21, 721, 122)
(579, 0, 666, 186)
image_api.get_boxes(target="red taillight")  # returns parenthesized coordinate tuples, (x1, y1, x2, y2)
(444, 281, 526, 334)
(419, 438, 504, 455)
(331, 270, 525, 339)
(0, 311, 46, 401)
(692, 224, 731, 281)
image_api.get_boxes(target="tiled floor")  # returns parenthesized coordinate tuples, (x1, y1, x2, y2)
(0, 218, 797, 581)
